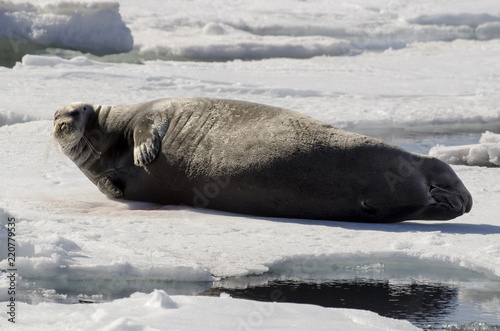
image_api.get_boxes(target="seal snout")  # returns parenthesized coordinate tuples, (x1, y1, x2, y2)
(429, 185, 472, 215)
(53, 116, 76, 139)
(55, 121, 68, 133)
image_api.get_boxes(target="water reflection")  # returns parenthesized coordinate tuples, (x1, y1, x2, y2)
(202, 279, 459, 329)
(17, 278, 212, 304)
(15, 276, 500, 330)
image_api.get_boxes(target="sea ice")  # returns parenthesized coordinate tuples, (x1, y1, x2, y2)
(1, 0, 500, 329)
(430, 131, 500, 166)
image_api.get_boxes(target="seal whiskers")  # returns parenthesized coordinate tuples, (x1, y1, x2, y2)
(74, 130, 101, 159)
(42, 137, 58, 165)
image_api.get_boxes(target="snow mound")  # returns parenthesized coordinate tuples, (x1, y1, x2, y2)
(20, 54, 95, 67)
(140, 22, 350, 61)
(429, 131, 500, 166)
(406, 13, 500, 42)
(408, 13, 500, 28)
(0, 1, 133, 63)
(476, 22, 500, 40)
(0, 111, 38, 127)
(0, 290, 420, 331)
(144, 289, 178, 309)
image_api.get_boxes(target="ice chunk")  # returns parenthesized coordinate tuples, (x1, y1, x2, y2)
(430, 131, 500, 167)
(0, 1, 133, 64)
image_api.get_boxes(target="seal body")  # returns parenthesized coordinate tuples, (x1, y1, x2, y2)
(53, 98, 472, 222)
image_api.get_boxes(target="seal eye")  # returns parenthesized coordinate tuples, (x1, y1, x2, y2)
(83, 106, 87, 111)
(69, 110, 79, 117)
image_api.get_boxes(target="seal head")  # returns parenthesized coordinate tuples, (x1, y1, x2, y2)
(53, 102, 98, 156)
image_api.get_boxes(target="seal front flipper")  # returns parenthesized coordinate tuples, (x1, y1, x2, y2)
(97, 177, 123, 199)
(133, 115, 169, 167)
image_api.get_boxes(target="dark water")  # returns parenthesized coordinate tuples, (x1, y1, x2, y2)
(204, 280, 460, 327)
(203, 279, 500, 331)
(14, 272, 500, 331)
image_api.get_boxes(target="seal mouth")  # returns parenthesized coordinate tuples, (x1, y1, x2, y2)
(429, 185, 472, 215)
(53, 121, 73, 136)
(53, 120, 83, 152)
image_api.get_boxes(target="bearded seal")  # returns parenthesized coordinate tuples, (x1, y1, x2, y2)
(52, 98, 472, 222)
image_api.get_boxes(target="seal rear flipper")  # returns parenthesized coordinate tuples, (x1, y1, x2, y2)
(133, 115, 169, 167)
(97, 177, 123, 199)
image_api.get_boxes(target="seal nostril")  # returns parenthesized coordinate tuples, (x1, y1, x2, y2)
(59, 122, 67, 131)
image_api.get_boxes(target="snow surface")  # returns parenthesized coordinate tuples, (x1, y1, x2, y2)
(3, 0, 500, 63)
(119, 0, 500, 60)
(0, 289, 419, 331)
(1, 0, 500, 330)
